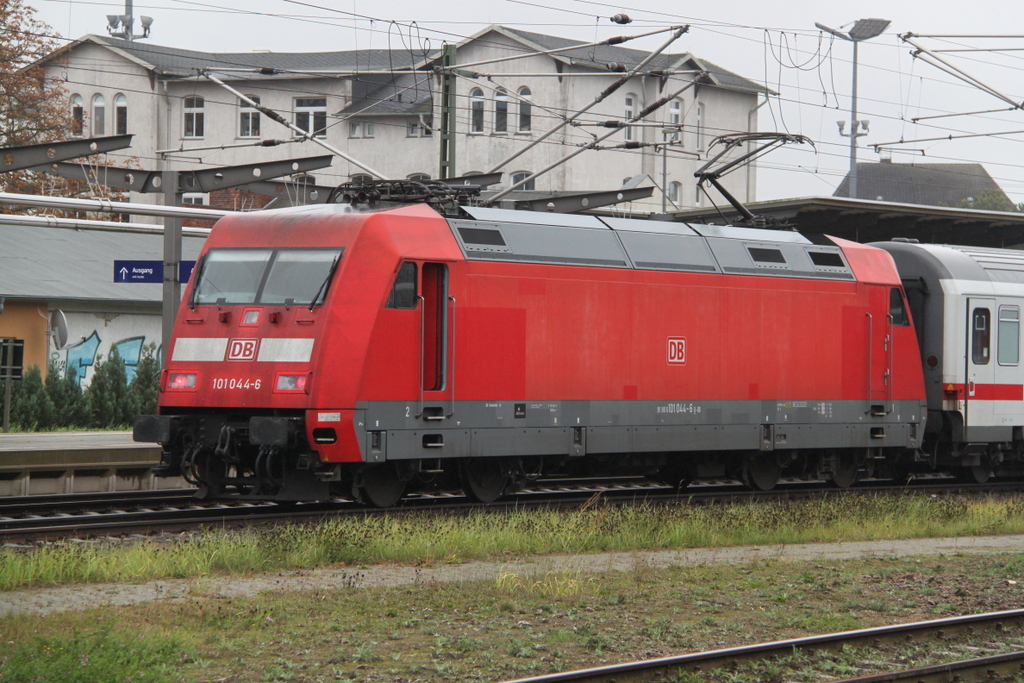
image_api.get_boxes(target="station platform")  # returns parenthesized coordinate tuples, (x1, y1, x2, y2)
(0, 431, 187, 496)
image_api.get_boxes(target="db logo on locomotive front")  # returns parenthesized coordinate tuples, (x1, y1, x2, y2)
(667, 337, 686, 365)
(226, 338, 259, 361)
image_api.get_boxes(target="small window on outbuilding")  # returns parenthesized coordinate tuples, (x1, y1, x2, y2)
(386, 262, 418, 309)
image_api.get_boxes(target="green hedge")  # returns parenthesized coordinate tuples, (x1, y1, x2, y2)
(0, 344, 160, 431)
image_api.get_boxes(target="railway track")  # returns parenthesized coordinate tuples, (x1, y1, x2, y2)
(0, 475, 1018, 543)
(501, 609, 1024, 683)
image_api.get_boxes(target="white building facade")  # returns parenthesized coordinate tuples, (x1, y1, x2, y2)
(40, 26, 767, 212)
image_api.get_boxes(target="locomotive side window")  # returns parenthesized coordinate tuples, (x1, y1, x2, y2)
(998, 306, 1020, 366)
(747, 247, 786, 264)
(889, 288, 910, 326)
(386, 262, 418, 309)
(193, 248, 342, 306)
(972, 308, 991, 365)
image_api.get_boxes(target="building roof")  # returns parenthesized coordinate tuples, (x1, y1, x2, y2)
(833, 161, 1011, 208)
(45, 35, 432, 80)
(461, 26, 769, 95)
(669, 195, 1024, 249)
(0, 223, 205, 304)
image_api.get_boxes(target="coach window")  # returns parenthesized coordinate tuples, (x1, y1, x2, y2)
(998, 307, 1020, 365)
(972, 308, 991, 365)
(889, 288, 910, 326)
(386, 262, 418, 309)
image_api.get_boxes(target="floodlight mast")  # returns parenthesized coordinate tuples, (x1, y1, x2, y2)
(815, 18, 890, 199)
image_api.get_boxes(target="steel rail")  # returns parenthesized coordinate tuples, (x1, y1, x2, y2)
(832, 650, 1024, 683)
(500, 610, 1024, 683)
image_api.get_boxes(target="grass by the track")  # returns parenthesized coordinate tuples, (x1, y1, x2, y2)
(2, 491, 1024, 591)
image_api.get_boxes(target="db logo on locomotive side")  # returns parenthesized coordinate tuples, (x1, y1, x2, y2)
(667, 337, 686, 365)
(227, 338, 259, 361)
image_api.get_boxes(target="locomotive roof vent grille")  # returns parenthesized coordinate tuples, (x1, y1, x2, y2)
(747, 246, 788, 267)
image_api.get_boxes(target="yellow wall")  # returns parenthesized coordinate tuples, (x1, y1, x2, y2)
(0, 300, 50, 379)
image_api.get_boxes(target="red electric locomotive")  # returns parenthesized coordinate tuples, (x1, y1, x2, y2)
(134, 185, 928, 505)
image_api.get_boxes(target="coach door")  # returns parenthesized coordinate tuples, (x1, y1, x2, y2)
(964, 298, 995, 431)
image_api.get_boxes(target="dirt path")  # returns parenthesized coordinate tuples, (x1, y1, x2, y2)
(4, 533, 1024, 617)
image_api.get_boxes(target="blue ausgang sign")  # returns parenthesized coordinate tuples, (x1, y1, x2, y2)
(114, 260, 163, 283)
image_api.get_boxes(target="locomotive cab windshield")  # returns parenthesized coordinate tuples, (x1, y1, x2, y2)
(192, 247, 343, 307)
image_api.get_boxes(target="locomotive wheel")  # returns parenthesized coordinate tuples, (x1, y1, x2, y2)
(656, 462, 695, 491)
(743, 454, 780, 491)
(461, 459, 509, 504)
(356, 464, 406, 508)
(957, 463, 992, 484)
(828, 451, 860, 489)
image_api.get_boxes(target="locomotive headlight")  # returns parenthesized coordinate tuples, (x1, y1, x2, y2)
(167, 372, 197, 390)
(275, 373, 310, 393)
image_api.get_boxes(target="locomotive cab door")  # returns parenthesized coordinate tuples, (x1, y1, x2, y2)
(964, 298, 995, 435)
(419, 262, 454, 420)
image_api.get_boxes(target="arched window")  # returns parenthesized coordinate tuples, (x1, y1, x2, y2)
(517, 87, 532, 132)
(695, 184, 703, 207)
(184, 96, 204, 138)
(91, 94, 105, 136)
(351, 174, 373, 183)
(70, 95, 84, 135)
(239, 96, 260, 138)
(667, 99, 681, 143)
(667, 181, 681, 206)
(407, 173, 430, 181)
(511, 171, 535, 191)
(624, 93, 636, 142)
(114, 94, 128, 135)
(470, 88, 484, 133)
(494, 88, 508, 134)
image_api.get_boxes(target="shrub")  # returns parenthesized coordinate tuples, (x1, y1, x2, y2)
(86, 350, 139, 428)
(129, 343, 161, 417)
(8, 365, 55, 430)
(46, 358, 92, 428)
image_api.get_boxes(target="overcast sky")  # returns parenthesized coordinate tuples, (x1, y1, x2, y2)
(28, 0, 1024, 204)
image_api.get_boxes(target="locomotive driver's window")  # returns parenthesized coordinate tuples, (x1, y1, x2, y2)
(386, 262, 417, 309)
(889, 288, 910, 326)
(972, 308, 991, 365)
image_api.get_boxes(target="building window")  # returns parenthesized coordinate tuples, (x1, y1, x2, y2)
(184, 96, 204, 138)
(668, 99, 681, 143)
(667, 181, 681, 206)
(999, 306, 1020, 365)
(351, 174, 372, 183)
(364, 122, 375, 138)
(517, 87, 532, 132)
(494, 88, 508, 134)
(181, 193, 207, 206)
(239, 96, 260, 138)
(114, 94, 128, 135)
(511, 171, 535, 191)
(696, 102, 705, 151)
(408, 173, 430, 181)
(295, 97, 327, 138)
(408, 121, 420, 137)
(695, 184, 703, 207)
(624, 93, 636, 141)
(349, 122, 362, 138)
(92, 94, 105, 136)
(470, 88, 484, 133)
(70, 95, 84, 135)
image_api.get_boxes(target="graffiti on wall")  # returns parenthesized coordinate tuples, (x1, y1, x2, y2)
(49, 312, 163, 386)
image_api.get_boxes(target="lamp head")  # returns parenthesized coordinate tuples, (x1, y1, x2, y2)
(849, 18, 891, 41)
(106, 14, 120, 29)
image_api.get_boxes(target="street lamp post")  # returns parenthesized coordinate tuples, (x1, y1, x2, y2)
(815, 18, 890, 199)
